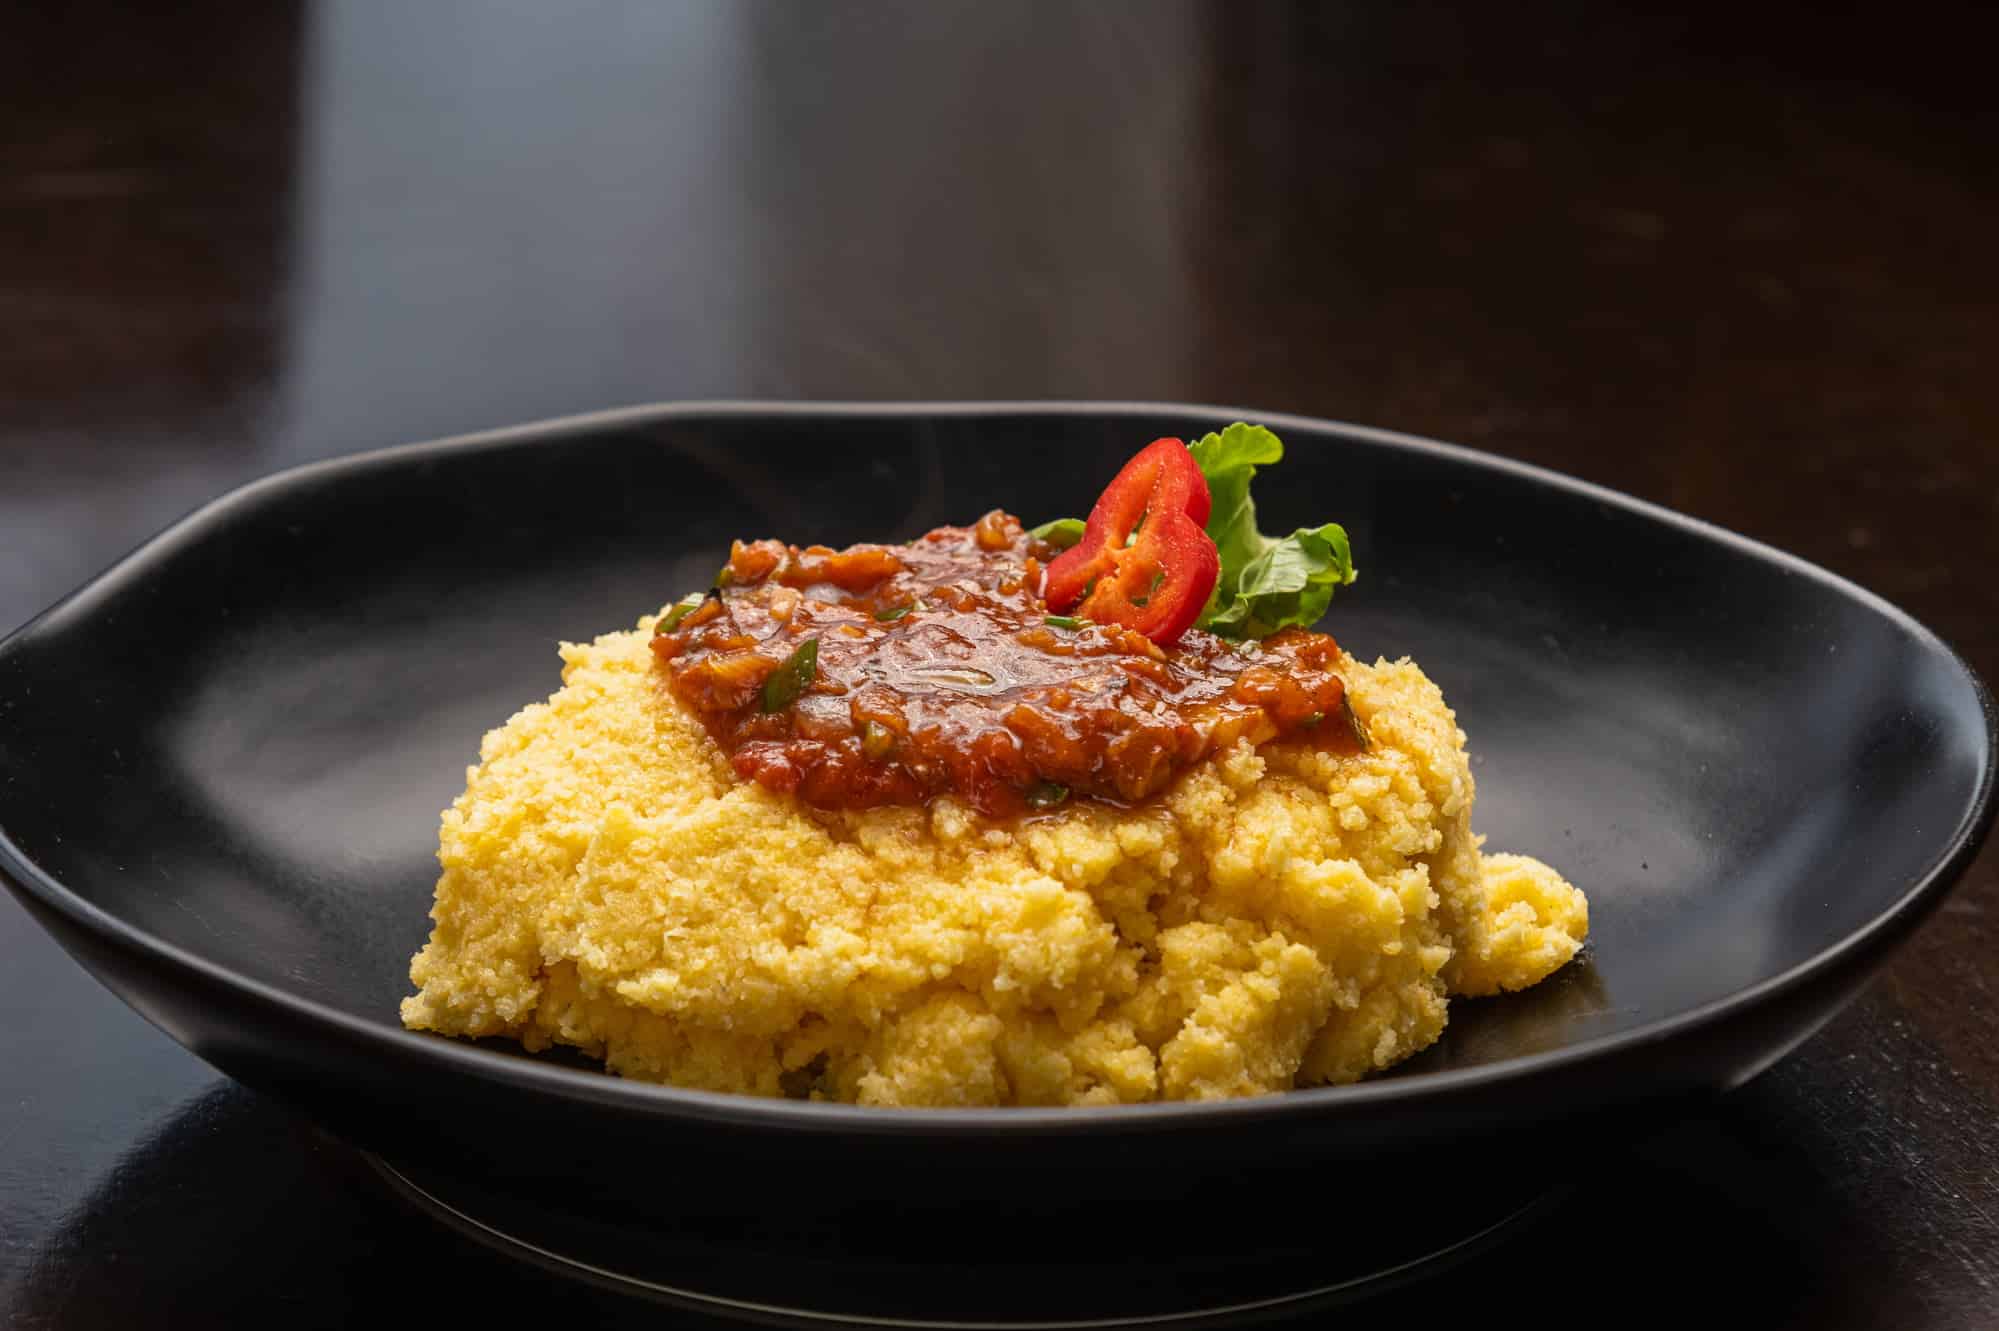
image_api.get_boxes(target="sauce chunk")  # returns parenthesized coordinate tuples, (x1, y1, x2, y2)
(651, 512, 1356, 817)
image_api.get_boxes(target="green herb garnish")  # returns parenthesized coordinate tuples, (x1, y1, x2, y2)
(875, 603, 916, 622)
(760, 637, 820, 713)
(1044, 614, 1084, 630)
(1029, 518, 1086, 550)
(1024, 781, 1071, 810)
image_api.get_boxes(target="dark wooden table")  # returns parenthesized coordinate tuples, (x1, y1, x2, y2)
(5, 3, 1995, 1325)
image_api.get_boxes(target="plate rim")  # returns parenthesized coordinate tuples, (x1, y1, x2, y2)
(2, 398, 1994, 1136)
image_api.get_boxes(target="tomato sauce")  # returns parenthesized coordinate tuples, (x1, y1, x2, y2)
(650, 511, 1358, 817)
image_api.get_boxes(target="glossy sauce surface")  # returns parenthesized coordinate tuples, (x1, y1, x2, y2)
(650, 511, 1356, 816)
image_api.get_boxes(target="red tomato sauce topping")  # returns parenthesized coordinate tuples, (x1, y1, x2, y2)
(650, 512, 1358, 817)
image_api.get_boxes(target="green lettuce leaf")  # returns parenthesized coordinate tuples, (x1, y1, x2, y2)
(1187, 422, 1284, 577)
(1187, 424, 1355, 638)
(1198, 520, 1355, 639)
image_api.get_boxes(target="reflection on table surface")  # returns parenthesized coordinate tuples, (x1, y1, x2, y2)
(0, 1047, 1976, 1330)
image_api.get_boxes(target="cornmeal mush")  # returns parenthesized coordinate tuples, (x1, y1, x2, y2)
(403, 425, 1588, 1105)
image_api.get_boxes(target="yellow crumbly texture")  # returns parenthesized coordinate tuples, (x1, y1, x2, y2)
(402, 616, 1588, 1106)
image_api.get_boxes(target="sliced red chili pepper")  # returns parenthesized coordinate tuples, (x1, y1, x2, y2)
(1043, 438, 1220, 646)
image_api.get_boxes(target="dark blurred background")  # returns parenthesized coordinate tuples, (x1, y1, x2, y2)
(3, 3, 1996, 1327)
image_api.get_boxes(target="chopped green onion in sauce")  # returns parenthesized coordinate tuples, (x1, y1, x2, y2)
(760, 637, 820, 713)
(655, 594, 704, 633)
(1024, 781, 1070, 810)
(1340, 695, 1370, 750)
(875, 603, 917, 622)
(1043, 615, 1084, 630)
(1028, 517, 1086, 549)
(860, 720, 897, 761)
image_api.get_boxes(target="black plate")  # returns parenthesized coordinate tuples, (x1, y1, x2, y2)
(1, 404, 1992, 1263)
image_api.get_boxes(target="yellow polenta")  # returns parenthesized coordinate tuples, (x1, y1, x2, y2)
(402, 614, 1587, 1106)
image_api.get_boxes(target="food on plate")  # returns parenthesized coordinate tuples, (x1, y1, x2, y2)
(402, 424, 1588, 1105)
